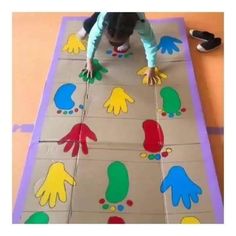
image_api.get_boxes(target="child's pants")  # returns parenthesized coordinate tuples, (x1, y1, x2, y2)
(83, 13, 100, 34)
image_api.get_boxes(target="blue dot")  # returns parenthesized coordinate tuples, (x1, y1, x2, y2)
(118, 54, 123, 58)
(117, 205, 124, 212)
(106, 49, 112, 55)
(79, 104, 84, 110)
(69, 110, 73, 114)
(155, 154, 161, 160)
(168, 113, 174, 118)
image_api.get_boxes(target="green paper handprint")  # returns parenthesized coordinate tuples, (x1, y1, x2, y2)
(79, 59, 108, 84)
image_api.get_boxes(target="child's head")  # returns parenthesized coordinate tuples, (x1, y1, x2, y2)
(105, 13, 139, 47)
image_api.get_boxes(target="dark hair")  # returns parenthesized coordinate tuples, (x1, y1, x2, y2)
(105, 13, 140, 40)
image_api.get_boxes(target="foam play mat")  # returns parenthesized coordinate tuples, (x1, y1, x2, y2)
(13, 16, 223, 224)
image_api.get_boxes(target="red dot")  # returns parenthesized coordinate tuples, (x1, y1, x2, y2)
(181, 108, 186, 112)
(162, 112, 167, 116)
(112, 53, 117, 57)
(74, 108, 79, 112)
(126, 200, 133, 206)
(161, 151, 168, 158)
(99, 198, 105, 204)
(57, 110, 62, 114)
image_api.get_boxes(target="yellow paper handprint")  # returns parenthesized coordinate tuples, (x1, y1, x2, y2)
(36, 162, 76, 208)
(137, 66, 168, 85)
(104, 87, 135, 116)
(63, 33, 86, 54)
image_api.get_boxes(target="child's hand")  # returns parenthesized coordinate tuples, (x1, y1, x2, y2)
(147, 67, 157, 85)
(81, 58, 94, 78)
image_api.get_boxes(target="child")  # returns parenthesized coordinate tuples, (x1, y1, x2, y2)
(78, 12, 162, 85)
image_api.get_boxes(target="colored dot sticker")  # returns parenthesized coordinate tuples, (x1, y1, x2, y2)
(155, 153, 161, 160)
(57, 110, 62, 114)
(140, 152, 148, 159)
(63, 111, 67, 115)
(69, 110, 73, 114)
(161, 151, 168, 158)
(106, 50, 112, 54)
(181, 108, 186, 112)
(118, 54, 123, 58)
(117, 205, 124, 212)
(126, 200, 133, 206)
(102, 204, 109, 210)
(74, 108, 79, 112)
(148, 154, 156, 160)
(162, 112, 167, 116)
(157, 108, 163, 112)
(112, 53, 117, 57)
(168, 113, 174, 118)
(176, 112, 181, 116)
(79, 104, 84, 110)
(166, 148, 172, 153)
(110, 206, 116, 212)
(99, 198, 105, 204)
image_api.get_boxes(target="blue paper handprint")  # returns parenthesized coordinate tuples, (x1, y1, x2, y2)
(160, 166, 202, 209)
(156, 36, 183, 55)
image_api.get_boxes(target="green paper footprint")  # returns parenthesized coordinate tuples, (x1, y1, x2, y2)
(24, 212, 49, 224)
(79, 58, 108, 84)
(160, 87, 186, 118)
(106, 161, 129, 203)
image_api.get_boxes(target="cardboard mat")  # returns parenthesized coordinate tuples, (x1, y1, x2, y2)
(13, 16, 223, 224)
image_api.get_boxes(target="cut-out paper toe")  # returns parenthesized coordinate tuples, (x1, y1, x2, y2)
(54, 83, 84, 115)
(159, 87, 186, 118)
(24, 212, 49, 224)
(99, 161, 133, 213)
(107, 216, 125, 224)
(79, 59, 108, 84)
(137, 66, 168, 85)
(103, 87, 135, 116)
(58, 123, 97, 157)
(160, 166, 202, 209)
(156, 36, 183, 55)
(63, 33, 86, 54)
(35, 162, 76, 208)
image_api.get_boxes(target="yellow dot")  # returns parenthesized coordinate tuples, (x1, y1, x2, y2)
(110, 206, 116, 212)
(157, 108, 163, 112)
(166, 148, 172, 153)
(181, 216, 200, 224)
(140, 152, 147, 158)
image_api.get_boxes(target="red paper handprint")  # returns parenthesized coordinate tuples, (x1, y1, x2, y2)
(58, 123, 97, 157)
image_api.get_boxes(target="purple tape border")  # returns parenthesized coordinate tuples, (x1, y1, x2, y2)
(13, 16, 223, 223)
(12, 16, 86, 224)
(177, 18, 224, 223)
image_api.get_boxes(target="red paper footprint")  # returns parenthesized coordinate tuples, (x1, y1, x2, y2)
(141, 119, 172, 161)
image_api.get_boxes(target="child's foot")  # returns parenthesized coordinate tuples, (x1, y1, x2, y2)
(189, 29, 215, 41)
(116, 42, 130, 53)
(77, 27, 88, 40)
(197, 37, 222, 52)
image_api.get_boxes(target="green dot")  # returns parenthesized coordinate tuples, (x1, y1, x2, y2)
(176, 112, 181, 116)
(102, 204, 109, 210)
(24, 212, 49, 224)
(148, 154, 156, 160)
(63, 111, 67, 114)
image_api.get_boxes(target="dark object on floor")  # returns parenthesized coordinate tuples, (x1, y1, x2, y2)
(197, 37, 222, 52)
(189, 29, 215, 41)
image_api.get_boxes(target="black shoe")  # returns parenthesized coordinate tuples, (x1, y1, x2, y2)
(189, 29, 215, 41)
(197, 37, 222, 52)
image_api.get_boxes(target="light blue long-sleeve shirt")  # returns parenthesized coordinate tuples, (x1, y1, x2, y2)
(87, 12, 157, 68)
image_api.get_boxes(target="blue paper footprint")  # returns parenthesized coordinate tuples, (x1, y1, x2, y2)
(160, 166, 202, 209)
(54, 83, 84, 115)
(156, 36, 183, 55)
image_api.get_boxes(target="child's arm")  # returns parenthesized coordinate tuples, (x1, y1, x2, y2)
(135, 13, 157, 68)
(87, 12, 107, 60)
